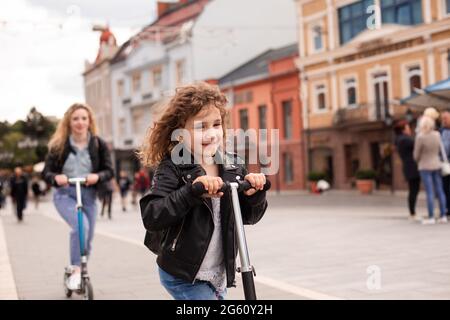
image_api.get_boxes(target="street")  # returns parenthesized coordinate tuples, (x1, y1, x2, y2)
(1, 190, 450, 300)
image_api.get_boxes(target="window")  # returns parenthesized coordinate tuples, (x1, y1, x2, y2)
(381, 0, 422, 25)
(234, 91, 253, 104)
(312, 25, 323, 52)
(282, 100, 293, 139)
(132, 73, 141, 93)
(117, 80, 124, 97)
(283, 153, 294, 184)
(315, 84, 327, 111)
(344, 78, 357, 107)
(258, 105, 267, 141)
(175, 60, 186, 85)
(239, 109, 249, 131)
(407, 65, 422, 94)
(447, 49, 450, 76)
(119, 118, 126, 136)
(373, 72, 390, 120)
(338, 0, 374, 44)
(152, 67, 162, 88)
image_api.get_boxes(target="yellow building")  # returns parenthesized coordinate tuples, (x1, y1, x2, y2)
(295, 0, 450, 190)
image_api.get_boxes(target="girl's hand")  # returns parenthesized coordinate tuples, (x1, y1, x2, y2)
(193, 175, 224, 198)
(54, 174, 69, 187)
(244, 173, 266, 196)
(86, 173, 99, 186)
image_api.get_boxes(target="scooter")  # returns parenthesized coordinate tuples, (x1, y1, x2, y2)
(63, 177, 94, 300)
(193, 178, 271, 300)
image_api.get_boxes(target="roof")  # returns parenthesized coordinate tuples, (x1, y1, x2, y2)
(111, 0, 208, 65)
(218, 43, 298, 86)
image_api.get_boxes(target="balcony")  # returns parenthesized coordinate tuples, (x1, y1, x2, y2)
(333, 104, 370, 127)
(122, 98, 131, 106)
(333, 102, 408, 128)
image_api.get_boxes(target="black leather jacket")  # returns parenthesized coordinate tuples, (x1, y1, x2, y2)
(42, 135, 114, 188)
(139, 153, 268, 288)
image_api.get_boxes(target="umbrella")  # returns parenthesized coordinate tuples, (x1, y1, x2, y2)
(33, 162, 45, 173)
(401, 76, 450, 110)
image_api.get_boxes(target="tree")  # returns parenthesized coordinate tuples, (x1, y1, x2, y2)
(0, 107, 56, 169)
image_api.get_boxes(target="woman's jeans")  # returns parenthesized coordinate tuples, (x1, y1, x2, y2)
(159, 267, 226, 300)
(53, 186, 97, 266)
(419, 170, 447, 219)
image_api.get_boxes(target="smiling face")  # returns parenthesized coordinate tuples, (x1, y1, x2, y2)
(69, 108, 90, 136)
(183, 104, 224, 163)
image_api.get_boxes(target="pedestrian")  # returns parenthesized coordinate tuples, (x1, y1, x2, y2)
(395, 120, 421, 220)
(135, 168, 150, 197)
(10, 166, 29, 222)
(0, 176, 6, 210)
(118, 170, 131, 212)
(439, 110, 450, 216)
(42, 103, 113, 291)
(31, 175, 42, 210)
(413, 115, 447, 224)
(138, 82, 268, 300)
(99, 180, 113, 219)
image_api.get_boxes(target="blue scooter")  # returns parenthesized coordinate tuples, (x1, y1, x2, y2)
(63, 177, 94, 300)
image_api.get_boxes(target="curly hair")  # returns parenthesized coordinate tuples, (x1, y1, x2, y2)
(138, 82, 228, 167)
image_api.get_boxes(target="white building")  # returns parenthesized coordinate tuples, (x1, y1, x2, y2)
(109, 0, 297, 173)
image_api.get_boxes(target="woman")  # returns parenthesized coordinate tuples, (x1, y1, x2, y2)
(413, 116, 447, 225)
(42, 103, 113, 290)
(394, 120, 421, 220)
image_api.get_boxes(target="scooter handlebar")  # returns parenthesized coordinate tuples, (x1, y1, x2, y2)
(191, 178, 271, 197)
(68, 177, 87, 185)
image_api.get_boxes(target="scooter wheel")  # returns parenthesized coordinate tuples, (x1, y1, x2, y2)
(63, 273, 72, 298)
(83, 279, 94, 300)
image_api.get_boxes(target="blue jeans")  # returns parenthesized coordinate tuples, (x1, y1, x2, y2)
(419, 170, 447, 218)
(53, 186, 97, 266)
(158, 267, 227, 300)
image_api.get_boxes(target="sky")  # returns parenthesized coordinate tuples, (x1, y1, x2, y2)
(0, 0, 158, 123)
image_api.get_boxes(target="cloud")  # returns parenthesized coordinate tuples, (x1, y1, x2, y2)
(0, 0, 156, 122)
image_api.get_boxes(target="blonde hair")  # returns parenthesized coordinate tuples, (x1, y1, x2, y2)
(138, 82, 228, 167)
(423, 107, 439, 120)
(418, 115, 435, 134)
(48, 103, 97, 158)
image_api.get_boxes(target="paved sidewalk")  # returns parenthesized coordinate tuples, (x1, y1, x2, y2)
(0, 214, 18, 300)
(2, 189, 450, 300)
(0, 196, 303, 300)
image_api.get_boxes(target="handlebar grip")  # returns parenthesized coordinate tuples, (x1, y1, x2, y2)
(239, 179, 271, 192)
(191, 178, 271, 196)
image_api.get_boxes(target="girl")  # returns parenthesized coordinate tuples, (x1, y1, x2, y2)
(42, 103, 113, 290)
(139, 82, 268, 300)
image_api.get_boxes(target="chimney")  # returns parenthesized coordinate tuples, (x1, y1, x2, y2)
(157, 1, 179, 18)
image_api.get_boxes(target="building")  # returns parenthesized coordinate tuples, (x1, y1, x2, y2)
(109, 0, 297, 175)
(295, 0, 450, 190)
(219, 44, 305, 191)
(83, 26, 119, 155)
(110, 0, 210, 175)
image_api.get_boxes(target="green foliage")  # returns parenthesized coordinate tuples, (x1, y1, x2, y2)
(355, 169, 377, 180)
(0, 107, 56, 169)
(307, 171, 327, 182)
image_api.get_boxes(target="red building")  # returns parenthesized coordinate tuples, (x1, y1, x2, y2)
(219, 44, 305, 191)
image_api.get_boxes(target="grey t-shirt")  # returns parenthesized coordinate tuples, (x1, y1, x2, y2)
(62, 134, 93, 179)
